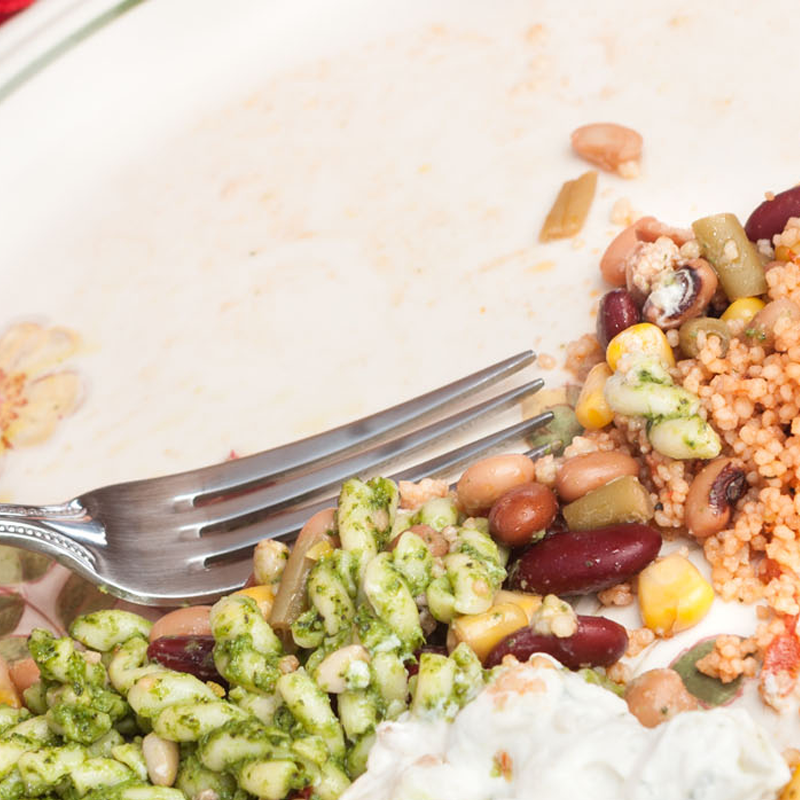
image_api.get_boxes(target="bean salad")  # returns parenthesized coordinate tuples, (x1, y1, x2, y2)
(5, 171, 800, 797)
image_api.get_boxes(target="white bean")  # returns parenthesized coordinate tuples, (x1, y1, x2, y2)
(142, 732, 179, 787)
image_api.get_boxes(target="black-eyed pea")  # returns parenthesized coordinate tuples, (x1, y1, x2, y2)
(555, 451, 640, 503)
(456, 454, 535, 516)
(684, 457, 747, 539)
(142, 732, 179, 786)
(624, 668, 698, 728)
(642, 258, 718, 330)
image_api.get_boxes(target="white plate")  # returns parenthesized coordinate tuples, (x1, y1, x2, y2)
(0, 0, 798, 749)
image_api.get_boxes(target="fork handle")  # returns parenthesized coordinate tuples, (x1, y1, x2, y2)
(0, 500, 100, 572)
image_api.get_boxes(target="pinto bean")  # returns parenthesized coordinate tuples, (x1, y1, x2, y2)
(596, 289, 641, 348)
(488, 483, 558, 547)
(457, 454, 535, 516)
(508, 523, 661, 595)
(269, 507, 337, 641)
(634, 218, 695, 246)
(570, 123, 642, 174)
(149, 606, 212, 643)
(685, 458, 747, 539)
(556, 451, 640, 503)
(743, 298, 800, 350)
(8, 658, 39, 696)
(485, 615, 628, 669)
(393, 524, 448, 557)
(624, 668, 698, 727)
(600, 219, 654, 286)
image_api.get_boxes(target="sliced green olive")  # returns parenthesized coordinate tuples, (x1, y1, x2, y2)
(562, 475, 653, 531)
(678, 317, 730, 358)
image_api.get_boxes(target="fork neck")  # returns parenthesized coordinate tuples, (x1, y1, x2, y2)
(0, 499, 104, 545)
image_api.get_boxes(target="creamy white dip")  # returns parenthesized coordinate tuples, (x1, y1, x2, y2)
(343, 658, 789, 800)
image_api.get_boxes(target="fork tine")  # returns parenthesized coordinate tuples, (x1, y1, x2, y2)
(190, 378, 545, 533)
(181, 351, 537, 496)
(195, 410, 554, 565)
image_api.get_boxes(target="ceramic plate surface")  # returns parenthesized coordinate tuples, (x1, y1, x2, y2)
(0, 0, 798, 746)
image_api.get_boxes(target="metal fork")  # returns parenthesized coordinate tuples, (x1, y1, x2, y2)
(0, 352, 553, 606)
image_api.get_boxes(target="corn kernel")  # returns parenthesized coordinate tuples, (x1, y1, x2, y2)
(304, 540, 334, 561)
(776, 243, 800, 264)
(451, 603, 529, 661)
(493, 590, 542, 622)
(0, 688, 20, 709)
(0, 658, 20, 709)
(637, 553, 714, 637)
(720, 296, 765, 324)
(234, 585, 275, 619)
(575, 362, 614, 429)
(780, 764, 800, 800)
(606, 323, 675, 372)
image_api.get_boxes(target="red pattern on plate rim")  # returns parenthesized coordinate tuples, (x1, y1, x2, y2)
(0, 0, 35, 25)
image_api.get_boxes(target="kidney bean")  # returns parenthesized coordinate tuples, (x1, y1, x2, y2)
(743, 298, 800, 350)
(508, 523, 661, 595)
(745, 186, 800, 242)
(147, 635, 221, 683)
(684, 458, 746, 539)
(485, 615, 627, 669)
(457, 454, 535, 516)
(406, 644, 449, 677)
(488, 483, 558, 547)
(596, 289, 641, 348)
(624, 668, 698, 727)
(149, 606, 213, 643)
(556, 451, 640, 503)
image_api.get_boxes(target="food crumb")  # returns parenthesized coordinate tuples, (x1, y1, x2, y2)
(398, 478, 449, 510)
(617, 160, 641, 179)
(610, 197, 637, 226)
(564, 333, 604, 380)
(625, 627, 656, 657)
(695, 635, 759, 684)
(537, 353, 557, 370)
(606, 660, 632, 684)
(783, 748, 800, 770)
(599, 582, 634, 607)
